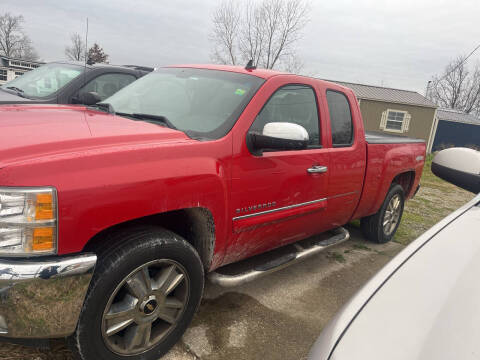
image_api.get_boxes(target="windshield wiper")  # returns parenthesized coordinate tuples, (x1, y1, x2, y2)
(5, 86, 26, 98)
(115, 112, 177, 130)
(88, 102, 115, 114)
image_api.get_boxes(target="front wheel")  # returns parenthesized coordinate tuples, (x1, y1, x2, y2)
(360, 184, 405, 243)
(69, 227, 204, 360)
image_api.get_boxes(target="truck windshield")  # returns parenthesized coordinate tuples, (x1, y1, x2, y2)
(103, 68, 265, 139)
(1, 63, 84, 99)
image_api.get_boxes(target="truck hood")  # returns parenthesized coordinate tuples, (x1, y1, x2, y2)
(0, 104, 190, 167)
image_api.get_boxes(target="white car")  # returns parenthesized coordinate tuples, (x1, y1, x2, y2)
(309, 147, 480, 360)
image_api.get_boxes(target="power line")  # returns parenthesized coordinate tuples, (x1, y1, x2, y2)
(435, 43, 480, 82)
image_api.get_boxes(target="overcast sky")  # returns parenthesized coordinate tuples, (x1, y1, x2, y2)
(3, 0, 480, 93)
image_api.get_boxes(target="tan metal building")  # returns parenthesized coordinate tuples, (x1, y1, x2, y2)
(332, 81, 438, 152)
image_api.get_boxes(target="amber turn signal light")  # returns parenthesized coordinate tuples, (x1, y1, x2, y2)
(32, 227, 55, 251)
(35, 193, 54, 220)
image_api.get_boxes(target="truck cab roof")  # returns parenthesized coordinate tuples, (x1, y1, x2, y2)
(166, 64, 288, 79)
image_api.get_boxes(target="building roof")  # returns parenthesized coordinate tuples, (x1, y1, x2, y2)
(329, 80, 437, 108)
(0, 55, 44, 66)
(437, 108, 480, 125)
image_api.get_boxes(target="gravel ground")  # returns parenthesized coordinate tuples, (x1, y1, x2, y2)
(0, 230, 403, 360)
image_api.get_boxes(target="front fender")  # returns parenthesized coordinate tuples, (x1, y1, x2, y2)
(0, 138, 232, 263)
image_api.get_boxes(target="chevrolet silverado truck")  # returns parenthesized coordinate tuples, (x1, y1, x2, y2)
(0, 64, 425, 360)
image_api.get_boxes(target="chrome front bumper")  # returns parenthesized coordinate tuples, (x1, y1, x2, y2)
(0, 254, 96, 338)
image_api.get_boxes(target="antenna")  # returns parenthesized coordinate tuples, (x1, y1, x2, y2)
(82, 18, 89, 89)
(245, 59, 256, 71)
(84, 18, 89, 64)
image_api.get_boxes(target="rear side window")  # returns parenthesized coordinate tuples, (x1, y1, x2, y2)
(326, 90, 353, 147)
(79, 73, 136, 101)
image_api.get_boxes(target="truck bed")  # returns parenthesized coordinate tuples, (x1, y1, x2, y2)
(365, 131, 425, 144)
(352, 135, 426, 221)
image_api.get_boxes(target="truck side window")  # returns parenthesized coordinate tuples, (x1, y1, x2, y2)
(78, 73, 136, 101)
(326, 90, 353, 147)
(251, 85, 320, 146)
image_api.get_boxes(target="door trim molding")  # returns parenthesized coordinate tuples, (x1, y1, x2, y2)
(233, 197, 327, 221)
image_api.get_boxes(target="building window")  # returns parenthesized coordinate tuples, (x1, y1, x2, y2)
(380, 109, 411, 133)
(15, 71, 24, 77)
(0, 69, 7, 81)
(8, 60, 38, 69)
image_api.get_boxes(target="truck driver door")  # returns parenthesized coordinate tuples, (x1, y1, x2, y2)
(225, 79, 331, 264)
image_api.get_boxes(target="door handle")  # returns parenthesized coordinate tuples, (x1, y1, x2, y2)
(307, 165, 328, 174)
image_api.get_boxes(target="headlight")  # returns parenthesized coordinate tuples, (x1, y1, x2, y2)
(0, 187, 57, 256)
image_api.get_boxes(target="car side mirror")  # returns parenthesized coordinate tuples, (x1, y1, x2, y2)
(73, 92, 102, 105)
(248, 122, 309, 155)
(431, 147, 480, 193)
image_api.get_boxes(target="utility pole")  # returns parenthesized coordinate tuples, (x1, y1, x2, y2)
(425, 80, 432, 98)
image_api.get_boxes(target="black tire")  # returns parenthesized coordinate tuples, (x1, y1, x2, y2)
(69, 226, 204, 360)
(360, 184, 405, 243)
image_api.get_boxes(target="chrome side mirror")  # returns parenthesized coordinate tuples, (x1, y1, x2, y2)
(262, 122, 309, 141)
(248, 122, 309, 155)
(432, 147, 480, 193)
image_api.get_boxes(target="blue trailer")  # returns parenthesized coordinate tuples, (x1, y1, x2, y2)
(432, 109, 480, 151)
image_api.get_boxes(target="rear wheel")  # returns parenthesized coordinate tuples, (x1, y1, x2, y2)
(69, 227, 204, 360)
(361, 184, 405, 243)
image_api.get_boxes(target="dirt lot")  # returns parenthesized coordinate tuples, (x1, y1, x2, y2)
(1, 155, 474, 360)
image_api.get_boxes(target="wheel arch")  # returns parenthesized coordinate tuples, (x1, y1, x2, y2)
(392, 170, 416, 197)
(83, 207, 216, 271)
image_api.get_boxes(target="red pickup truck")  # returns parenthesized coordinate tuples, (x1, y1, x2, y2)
(0, 65, 425, 360)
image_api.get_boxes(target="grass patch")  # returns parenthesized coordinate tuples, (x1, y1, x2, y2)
(393, 153, 474, 245)
(349, 219, 360, 228)
(353, 243, 372, 251)
(327, 251, 346, 263)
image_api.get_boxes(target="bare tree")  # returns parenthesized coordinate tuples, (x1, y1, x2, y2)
(15, 35, 38, 60)
(65, 33, 85, 61)
(428, 56, 480, 115)
(210, 0, 310, 72)
(211, 0, 241, 65)
(281, 53, 304, 74)
(0, 12, 38, 60)
(238, 1, 266, 67)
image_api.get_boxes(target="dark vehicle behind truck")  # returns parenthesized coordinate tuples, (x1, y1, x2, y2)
(0, 61, 152, 105)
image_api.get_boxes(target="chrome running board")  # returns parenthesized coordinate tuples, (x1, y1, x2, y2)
(208, 227, 350, 287)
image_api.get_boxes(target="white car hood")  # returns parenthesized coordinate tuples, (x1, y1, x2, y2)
(310, 194, 480, 360)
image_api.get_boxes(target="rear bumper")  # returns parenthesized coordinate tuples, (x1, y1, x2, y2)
(0, 254, 96, 339)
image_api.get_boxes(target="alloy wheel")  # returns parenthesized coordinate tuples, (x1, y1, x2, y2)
(383, 194, 402, 236)
(101, 259, 189, 356)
